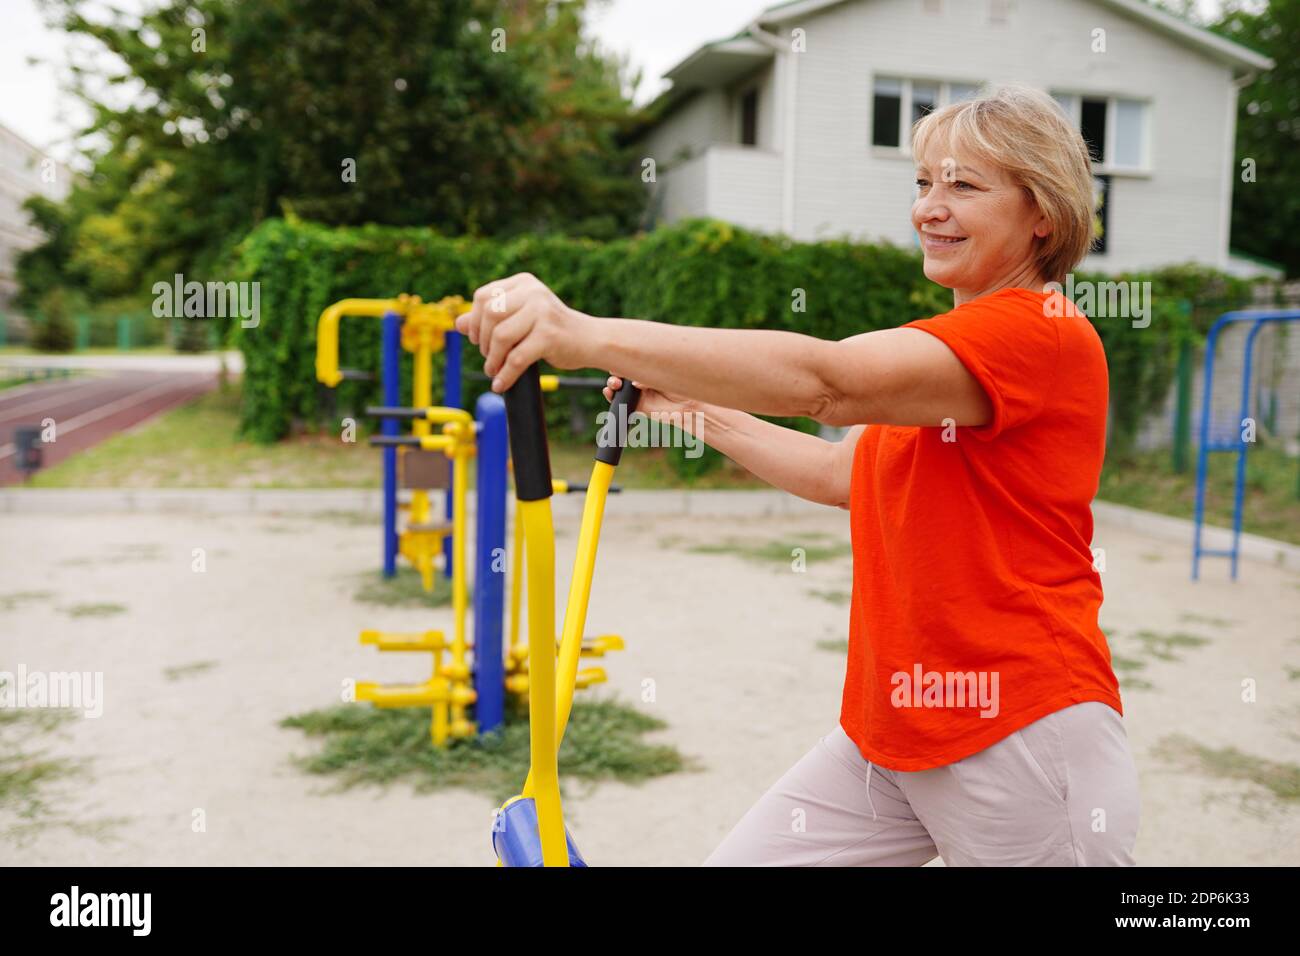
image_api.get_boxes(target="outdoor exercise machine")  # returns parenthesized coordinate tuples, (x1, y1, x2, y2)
(359, 402, 477, 742)
(316, 295, 628, 747)
(358, 397, 627, 747)
(1192, 308, 1300, 580)
(316, 294, 471, 591)
(491, 365, 641, 867)
(316, 298, 613, 591)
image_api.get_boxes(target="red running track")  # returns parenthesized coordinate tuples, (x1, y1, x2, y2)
(0, 370, 218, 486)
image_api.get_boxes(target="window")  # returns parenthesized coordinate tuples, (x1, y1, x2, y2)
(911, 82, 938, 125)
(1080, 98, 1108, 164)
(871, 77, 984, 152)
(1092, 174, 1110, 254)
(1113, 100, 1145, 168)
(872, 77, 903, 148)
(740, 88, 759, 146)
(1052, 91, 1149, 171)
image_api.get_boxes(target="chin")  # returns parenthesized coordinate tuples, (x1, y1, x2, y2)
(922, 258, 960, 290)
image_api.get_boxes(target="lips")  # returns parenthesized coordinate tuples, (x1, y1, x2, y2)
(921, 233, 966, 254)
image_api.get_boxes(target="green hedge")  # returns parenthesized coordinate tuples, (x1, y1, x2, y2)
(234, 217, 1259, 461)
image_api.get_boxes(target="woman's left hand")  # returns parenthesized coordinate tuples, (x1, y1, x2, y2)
(454, 272, 590, 392)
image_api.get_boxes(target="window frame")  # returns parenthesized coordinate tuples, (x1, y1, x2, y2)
(1051, 90, 1152, 175)
(870, 76, 986, 156)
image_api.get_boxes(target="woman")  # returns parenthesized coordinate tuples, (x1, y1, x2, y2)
(455, 85, 1140, 866)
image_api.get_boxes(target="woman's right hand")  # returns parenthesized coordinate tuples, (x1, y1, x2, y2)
(602, 375, 699, 426)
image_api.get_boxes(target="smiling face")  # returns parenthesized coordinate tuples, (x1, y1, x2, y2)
(911, 145, 1053, 305)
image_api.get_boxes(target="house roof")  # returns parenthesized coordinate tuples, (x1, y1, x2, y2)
(654, 0, 1272, 105)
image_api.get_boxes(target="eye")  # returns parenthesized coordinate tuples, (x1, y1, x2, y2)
(953, 180, 975, 190)
(915, 178, 931, 190)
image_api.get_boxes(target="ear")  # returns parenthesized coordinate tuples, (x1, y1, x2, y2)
(1020, 187, 1052, 240)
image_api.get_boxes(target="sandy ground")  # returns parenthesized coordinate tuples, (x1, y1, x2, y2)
(1, 503, 1297, 866)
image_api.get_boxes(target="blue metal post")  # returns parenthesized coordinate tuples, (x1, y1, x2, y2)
(382, 311, 401, 578)
(1191, 319, 1221, 581)
(443, 330, 462, 579)
(1231, 321, 1267, 579)
(473, 391, 508, 735)
(1192, 310, 1300, 581)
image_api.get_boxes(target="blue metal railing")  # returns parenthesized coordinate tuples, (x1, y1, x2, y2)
(1192, 309, 1300, 580)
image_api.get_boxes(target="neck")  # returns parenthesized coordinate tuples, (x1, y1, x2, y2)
(953, 261, 1047, 308)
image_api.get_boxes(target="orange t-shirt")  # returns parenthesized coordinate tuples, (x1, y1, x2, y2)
(839, 286, 1123, 772)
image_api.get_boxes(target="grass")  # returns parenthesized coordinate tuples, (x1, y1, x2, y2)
(0, 694, 84, 833)
(30, 385, 381, 489)
(281, 696, 689, 804)
(60, 602, 126, 618)
(660, 532, 852, 565)
(1152, 733, 1300, 804)
(808, 588, 852, 606)
(1105, 628, 1213, 692)
(62, 543, 163, 567)
(353, 567, 453, 609)
(1180, 611, 1236, 628)
(1098, 445, 1300, 545)
(28, 381, 768, 492)
(163, 660, 218, 681)
(1128, 629, 1211, 662)
(61, 602, 128, 619)
(1110, 653, 1155, 691)
(0, 591, 55, 613)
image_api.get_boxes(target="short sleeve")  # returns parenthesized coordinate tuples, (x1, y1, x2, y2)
(902, 290, 1062, 441)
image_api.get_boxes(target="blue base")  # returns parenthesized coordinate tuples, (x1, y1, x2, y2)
(492, 798, 588, 867)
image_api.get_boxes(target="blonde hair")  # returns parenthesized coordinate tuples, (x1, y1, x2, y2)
(911, 85, 1095, 285)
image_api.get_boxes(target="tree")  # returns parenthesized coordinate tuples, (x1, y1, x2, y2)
(1213, 0, 1300, 276)
(21, 0, 645, 304)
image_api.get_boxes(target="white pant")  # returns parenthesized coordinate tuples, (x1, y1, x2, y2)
(703, 701, 1140, 866)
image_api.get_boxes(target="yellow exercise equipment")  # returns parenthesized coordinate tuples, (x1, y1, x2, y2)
(491, 364, 641, 867)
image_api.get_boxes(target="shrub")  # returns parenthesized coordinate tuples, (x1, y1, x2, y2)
(32, 288, 75, 353)
(233, 217, 1259, 460)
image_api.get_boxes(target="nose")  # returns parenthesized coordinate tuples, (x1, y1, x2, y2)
(912, 189, 951, 227)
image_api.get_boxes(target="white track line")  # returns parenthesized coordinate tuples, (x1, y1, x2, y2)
(0, 375, 121, 421)
(0, 374, 203, 461)
(0, 375, 88, 405)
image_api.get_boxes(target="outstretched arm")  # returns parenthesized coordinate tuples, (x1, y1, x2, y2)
(456, 272, 990, 429)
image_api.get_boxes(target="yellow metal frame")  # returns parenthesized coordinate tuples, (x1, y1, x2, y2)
(503, 476, 623, 698)
(315, 294, 473, 594)
(516, 498, 568, 864)
(316, 296, 624, 759)
(355, 413, 478, 746)
(499, 459, 622, 865)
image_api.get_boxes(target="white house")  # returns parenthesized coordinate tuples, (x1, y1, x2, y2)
(634, 0, 1275, 275)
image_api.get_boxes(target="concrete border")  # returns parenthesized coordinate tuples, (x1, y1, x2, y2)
(2, 487, 1296, 573)
(1090, 500, 1300, 574)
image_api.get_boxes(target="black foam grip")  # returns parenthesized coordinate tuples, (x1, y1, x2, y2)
(503, 364, 553, 501)
(369, 435, 422, 446)
(595, 377, 642, 466)
(365, 406, 423, 419)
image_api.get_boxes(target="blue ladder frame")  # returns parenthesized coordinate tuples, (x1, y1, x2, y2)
(1192, 309, 1300, 580)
